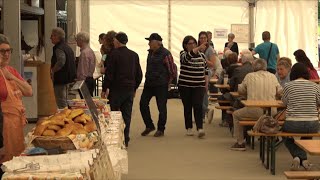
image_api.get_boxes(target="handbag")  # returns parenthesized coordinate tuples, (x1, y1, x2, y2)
(274, 109, 286, 121)
(253, 115, 279, 134)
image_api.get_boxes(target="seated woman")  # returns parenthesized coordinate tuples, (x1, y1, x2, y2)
(282, 62, 320, 171)
(217, 52, 241, 127)
(293, 49, 319, 80)
(275, 57, 292, 87)
(0, 34, 32, 164)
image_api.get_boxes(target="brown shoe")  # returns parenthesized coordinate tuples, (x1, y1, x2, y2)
(230, 142, 246, 151)
(154, 130, 164, 137)
(141, 127, 155, 136)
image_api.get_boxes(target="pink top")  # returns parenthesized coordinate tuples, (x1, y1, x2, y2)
(0, 66, 24, 101)
(77, 46, 96, 80)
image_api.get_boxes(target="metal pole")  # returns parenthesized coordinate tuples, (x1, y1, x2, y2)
(168, 0, 171, 51)
(248, 0, 256, 49)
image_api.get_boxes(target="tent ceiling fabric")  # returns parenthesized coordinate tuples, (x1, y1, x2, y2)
(90, 0, 318, 83)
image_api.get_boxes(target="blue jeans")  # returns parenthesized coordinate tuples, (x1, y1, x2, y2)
(282, 121, 320, 161)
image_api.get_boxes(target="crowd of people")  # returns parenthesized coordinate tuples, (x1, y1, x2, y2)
(0, 27, 319, 173)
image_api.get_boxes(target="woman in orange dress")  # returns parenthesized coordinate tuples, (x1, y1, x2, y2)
(0, 34, 32, 164)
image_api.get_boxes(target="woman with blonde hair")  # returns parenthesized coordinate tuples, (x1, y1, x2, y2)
(224, 33, 239, 55)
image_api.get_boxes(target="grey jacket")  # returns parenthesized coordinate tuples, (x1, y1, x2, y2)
(229, 62, 253, 92)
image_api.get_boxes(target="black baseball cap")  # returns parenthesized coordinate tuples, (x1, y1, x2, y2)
(115, 32, 128, 44)
(145, 33, 162, 41)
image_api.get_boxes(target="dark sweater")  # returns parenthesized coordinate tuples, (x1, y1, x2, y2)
(103, 46, 142, 93)
(224, 42, 239, 55)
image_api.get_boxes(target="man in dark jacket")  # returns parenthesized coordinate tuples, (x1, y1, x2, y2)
(229, 53, 254, 92)
(140, 33, 176, 137)
(103, 32, 142, 147)
(50, 27, 76, 109)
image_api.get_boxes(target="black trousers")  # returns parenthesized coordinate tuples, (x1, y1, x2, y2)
(110, 91, 134, 146)
(179, 86, 205, 130)
(140, 85, 168, 132)
(85, 77, 96, 96)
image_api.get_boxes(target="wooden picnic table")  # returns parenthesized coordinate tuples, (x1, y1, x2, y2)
(230, 92, 240, 97)
(295, 140, 320, 156)
(209, 78, 218, 84)
(241, 100, 285, 118)
(214, 84, 230, 89)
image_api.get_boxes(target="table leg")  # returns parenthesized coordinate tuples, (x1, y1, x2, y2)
(270, 136, 276, 175)
(251, 136, 255, 150)
(266, 137, 270, 169)
(261, 136, 265, 164)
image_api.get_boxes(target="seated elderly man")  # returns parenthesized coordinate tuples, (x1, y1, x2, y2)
(230, 59, 282, 151)
(229, 53, 254, 92)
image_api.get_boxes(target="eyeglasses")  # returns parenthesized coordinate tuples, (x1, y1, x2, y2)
(0, 48, 13, 55)
(187, 42, 196, 45)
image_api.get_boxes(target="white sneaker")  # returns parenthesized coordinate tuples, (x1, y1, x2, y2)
(198, 129, 205, 138)
(186, 128, 194, 136)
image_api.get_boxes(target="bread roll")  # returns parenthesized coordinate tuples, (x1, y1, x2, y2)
(81, 113, 92, 122)
(49, 119, 65, 127)
(56, 127, 73, 137)
(68, 109, 84, 119)
(79, 137, 90, 148)
(42, 130, 56, 136)
(37, 117, 50, 125)
(47, 125, 61, 131)
(84, 122, 97, 133)
(60, 109, 72, 116)
(74, 116, 86, 124)
(33, 124, 48, 136)
(72, 128, 88, 135)
(73, 123, 83, 129)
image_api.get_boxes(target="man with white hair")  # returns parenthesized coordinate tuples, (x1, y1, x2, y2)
(230, 59, 282, 151)
(229, 53, 254, 92)
(75, 32, 96, 96)
(140, 33, 176, 137)
(50, 27, 76, 109)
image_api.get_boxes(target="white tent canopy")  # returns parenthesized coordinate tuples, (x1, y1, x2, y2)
(90, 0, 318, 82)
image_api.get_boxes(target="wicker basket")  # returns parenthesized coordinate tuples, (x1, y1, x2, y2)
(32, 136, 76, 150)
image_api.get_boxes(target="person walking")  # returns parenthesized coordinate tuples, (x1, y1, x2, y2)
(103, 32, 142, 147)
(140, 33, 176, 137)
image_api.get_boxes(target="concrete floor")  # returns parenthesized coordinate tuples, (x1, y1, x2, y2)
(121, 90, 320, 180)
(23, 90, 320, 180)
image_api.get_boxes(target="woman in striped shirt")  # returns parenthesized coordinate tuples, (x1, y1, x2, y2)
(178, 35, 209, 138)
(282, 63, 320, 171)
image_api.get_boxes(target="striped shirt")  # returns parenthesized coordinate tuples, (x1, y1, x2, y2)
(178, 51, 209, 87)
(282, 79, 320, 121)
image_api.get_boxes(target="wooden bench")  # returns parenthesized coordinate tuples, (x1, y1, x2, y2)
(208, 93, 222, 96)
(214, 106, 232, 110)
(209, 97, 218, 101)
(239, 120, 284, 126)
(217, 100, 231, 104)
(284, 171, 320, 179)
(248, 130, 320, 175)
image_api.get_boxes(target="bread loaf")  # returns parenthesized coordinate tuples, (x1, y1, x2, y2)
(74, 116, 86, 124)
(42, 130, 56, 136)
(68, 109, 84, 119)
(56, 126, 73, 137)
(84, 121, 97, 133)
(47, 125, 61, 131)
(33, 124, 48, 136)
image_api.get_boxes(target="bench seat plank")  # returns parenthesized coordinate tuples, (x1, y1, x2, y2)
(284, 171, 320, 179)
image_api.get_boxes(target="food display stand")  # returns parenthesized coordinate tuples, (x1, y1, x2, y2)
(1, 81, 128, 180)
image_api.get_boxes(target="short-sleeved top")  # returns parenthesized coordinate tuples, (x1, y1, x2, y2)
(0, 66, 24, 101)
(254, 42, 279, 70)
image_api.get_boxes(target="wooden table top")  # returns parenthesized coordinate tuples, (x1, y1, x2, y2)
(214, 84, 230, 89)
(230, 92, 240, 97)
(295, 140, 320, 156)
(209, 78, 218, 83)
(241, 100, 285, 108)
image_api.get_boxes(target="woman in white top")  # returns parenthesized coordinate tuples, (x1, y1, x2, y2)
(282, 62, 320, 171)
